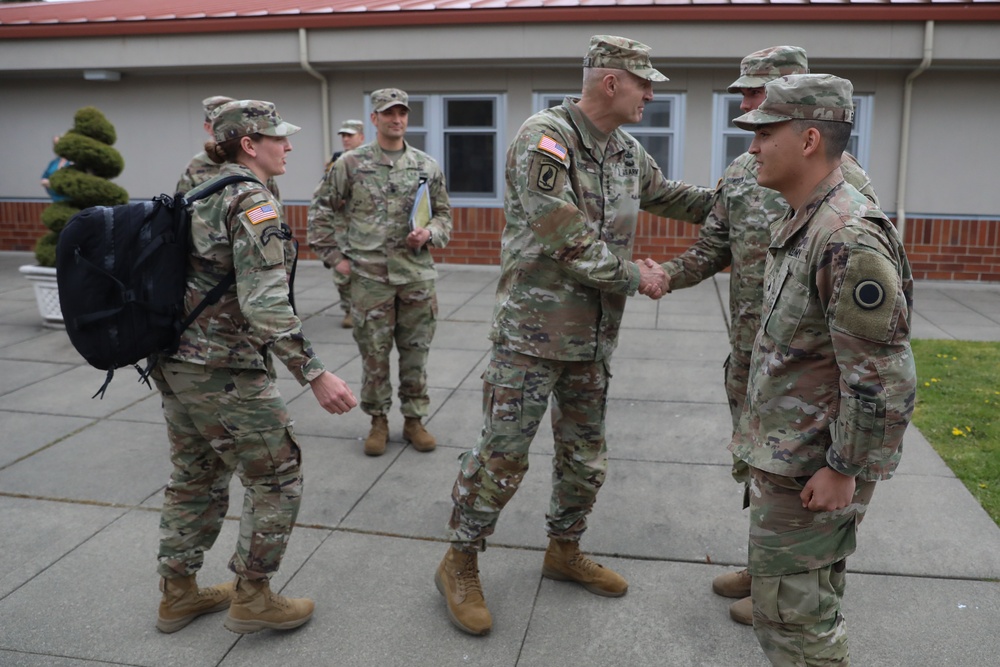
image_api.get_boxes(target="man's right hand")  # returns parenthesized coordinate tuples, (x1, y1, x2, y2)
(637, 259, 667, 299)
(309, 371, 357, 415)
(335, 258, 351, 277)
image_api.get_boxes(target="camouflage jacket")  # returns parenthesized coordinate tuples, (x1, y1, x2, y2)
(662, 152, 878, 367)
(306, 141, 452, 285)
(176, 150, 281, 200)
(170, 163, 325, 385)
(730, 167, 915, 481)
(491, 98, 712, 362)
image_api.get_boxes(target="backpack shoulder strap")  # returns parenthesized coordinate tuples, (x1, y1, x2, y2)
(182, 173, 262, 205)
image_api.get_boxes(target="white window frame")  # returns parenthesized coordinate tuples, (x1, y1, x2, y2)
(534, 92, 685, 180)
(363, 93, 505, 207)
(712, 92, 874, 182)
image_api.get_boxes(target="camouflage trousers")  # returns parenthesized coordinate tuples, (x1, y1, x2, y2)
(748, 467, 876, 666)
(724, 352, 751, 486)
(334, 269, 351, 314)
(152, 359, 303, 582)
(350, 275, 437, 418)
(448, 345, 611, 549)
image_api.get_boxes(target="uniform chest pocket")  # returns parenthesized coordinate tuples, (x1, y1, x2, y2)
(763, 270, 810, 353)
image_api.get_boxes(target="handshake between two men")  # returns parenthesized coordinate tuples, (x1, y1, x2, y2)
(637, 257, 670, 300)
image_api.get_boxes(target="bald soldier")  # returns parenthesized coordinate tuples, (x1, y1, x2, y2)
(434, 35, 713, 636)
(656, 46, 880, 626)
(730, 74, 915, 665)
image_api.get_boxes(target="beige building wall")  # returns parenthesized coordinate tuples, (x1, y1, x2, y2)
(2, 20, 998, 216)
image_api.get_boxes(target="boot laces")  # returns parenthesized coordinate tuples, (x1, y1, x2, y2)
(456, 564, 484, 599)
(569, 552, 602, 575)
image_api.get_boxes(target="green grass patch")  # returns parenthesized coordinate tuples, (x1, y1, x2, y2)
(910, 339, 1000, 527)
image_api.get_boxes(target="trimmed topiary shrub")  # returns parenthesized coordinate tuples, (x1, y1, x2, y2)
(36, 106, 127, 267)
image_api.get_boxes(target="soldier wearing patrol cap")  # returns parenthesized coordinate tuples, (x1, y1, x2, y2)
(433, 35, 713, 636)
(656, 46, 881, 626)
(320, 118, 367, 328)
(153, 99, 357, 636)
(308, 88, 452, 458)
(729, 74, 915, 665)
(176, 95, 281, 199)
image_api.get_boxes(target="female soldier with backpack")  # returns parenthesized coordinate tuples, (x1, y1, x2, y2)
(151, 99, 357, 635)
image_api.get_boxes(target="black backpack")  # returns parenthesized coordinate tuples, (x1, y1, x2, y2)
(56, 174, 260, 398)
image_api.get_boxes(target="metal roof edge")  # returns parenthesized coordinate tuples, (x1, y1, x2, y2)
(2, 5, 999, 40)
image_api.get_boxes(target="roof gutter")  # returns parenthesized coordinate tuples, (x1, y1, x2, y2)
(298, 27, 331, 166)
(895, 20, 934, 244)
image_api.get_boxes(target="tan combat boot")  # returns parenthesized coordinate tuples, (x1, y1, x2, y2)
(364, 415, 389, 456)
(712, 568, 752, 598)
(341, 314, 353, 329)
(156, 575, 234, 633)
(435, 547, 492, 635)
(403, 417, 436, 452)
(729, 596, 753, 625)
(541, 538, 628, 597)
(223, 577, 315, 634)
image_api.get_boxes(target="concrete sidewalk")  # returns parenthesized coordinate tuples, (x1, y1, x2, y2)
(1, 249, 998, 667)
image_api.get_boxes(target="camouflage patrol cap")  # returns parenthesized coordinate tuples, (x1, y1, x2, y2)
(583, 35, 668, 82)
(733, 74, 855, 130)
(202, 95, 236, 115)
(371, 88, 409, 113)
(727, 46, 809, 93)
(337, 119, 364, 135)
(211, 99, 301, 142)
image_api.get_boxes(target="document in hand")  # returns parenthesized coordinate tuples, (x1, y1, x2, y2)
(409, 178, 432, 232)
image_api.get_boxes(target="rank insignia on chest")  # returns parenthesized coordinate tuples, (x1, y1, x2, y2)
(246, 204, 277, 225)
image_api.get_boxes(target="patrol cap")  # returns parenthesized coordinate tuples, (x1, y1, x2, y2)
(337, 119, 364, 135)
(733, 74, 855, 130)
(371, 88, 409, 113)
(211, 99, 301, 142)
(727, 46, 808, 93)
(202, 95, 236, 116)
(583, 35, 668, 83)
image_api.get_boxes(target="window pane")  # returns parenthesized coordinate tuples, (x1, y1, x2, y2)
(445, 132, 495, 196)
(726, 98, 743, 127)
(725, 134, 752, 164)
(633, 134, 672, 175)
(447, 99, 494, 127)
(407, 132, 427, 152)
(407, 100, 425, 128)
(629, 100, 671, 129)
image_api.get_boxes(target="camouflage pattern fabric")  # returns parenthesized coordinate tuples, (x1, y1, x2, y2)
(727, 45, 809, 93)
(350, 275, 437, 417)
(734, 74, 856, 129)
(662, 152, 879, 435)
(307, 141, 451, 417)
(448, 345, 611, 547)
(730, 167, 915, 482)
(176, 150, 281, 200)
(490, 97, 712, 362)
(748, 467, 876, 665)
(306, 140, 452, 284)
(448, 97, 711, 548)
(170, 163, 325, 385)
(153, 358, 302, 581)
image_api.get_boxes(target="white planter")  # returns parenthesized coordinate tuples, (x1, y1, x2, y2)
(19, 264, 64, 328)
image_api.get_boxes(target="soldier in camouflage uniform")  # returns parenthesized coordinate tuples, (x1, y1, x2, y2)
(307, 88, 451, 457)
(152, 100, 357, 635)
(729, 74, 915, 665)
(657, 46, 881, 626)
(176, 95, 281, 200)
(434, 35, 714, 636)
(322, 118, 366, 329)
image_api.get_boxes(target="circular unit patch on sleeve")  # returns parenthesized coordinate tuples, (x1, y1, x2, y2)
(853, 279, 885, 310)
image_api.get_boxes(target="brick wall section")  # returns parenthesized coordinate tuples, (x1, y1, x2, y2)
(4, 200, 999, 281)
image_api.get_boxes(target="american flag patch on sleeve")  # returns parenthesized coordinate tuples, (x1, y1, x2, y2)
(537, 135, 568, 161)
(246, 204, 277, 225)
